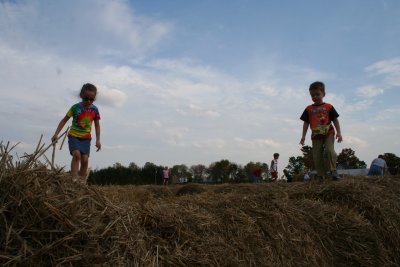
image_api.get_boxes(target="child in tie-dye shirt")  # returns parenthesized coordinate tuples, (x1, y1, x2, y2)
(52, 83, 101, 181)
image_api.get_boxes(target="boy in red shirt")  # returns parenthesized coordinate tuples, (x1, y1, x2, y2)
(299, 81, 342, 181)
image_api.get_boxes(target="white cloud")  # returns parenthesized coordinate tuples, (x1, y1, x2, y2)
(284, 65, 336, 81)
(234, 137, 281, 149)
(5, 141, 33, 150)
(324, 93, 345, 109)
(97, 86, 127, 108)
(343, 99, 373, 113)
(356, 85, 385, 98)
(147, 58, 218, 80)
(343, 136, 368, 148)
(372, 107, 400, 121)
(152, 120, 163, 128)
(0, 0, 173, 60)
(365, 57, 400, 75)
(192, 139, 226, 149)
(365, 57, 400, 86)
(259, 85, 278, 96)
(99, 0, 172, 50)
(180, 104, 220, 118)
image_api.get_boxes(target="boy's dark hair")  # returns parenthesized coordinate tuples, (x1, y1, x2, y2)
(309, 81, 325, 94)
(80, 83, 97, 98)
(273, 153, 279, 158)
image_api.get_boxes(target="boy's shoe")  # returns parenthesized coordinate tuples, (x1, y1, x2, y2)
(331, 170, 339, 181)
(317, 176, 324, 183)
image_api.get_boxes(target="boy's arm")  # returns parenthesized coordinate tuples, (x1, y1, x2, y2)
(332, 118, 342, 143)
(94, 119, 101, 151)
(300, 121, 309, 145)
(52, 116, 70, 143)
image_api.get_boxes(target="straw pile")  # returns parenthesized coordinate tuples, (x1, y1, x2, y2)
(0, 140, 150, 266)
(1, 140, 400, 266)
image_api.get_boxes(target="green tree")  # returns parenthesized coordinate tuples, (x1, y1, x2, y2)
(208, 159, 232, 183)
(231, 165, 247, 182)
(243, 161, 257, 182)
(382, 153, 400, 175)
(337, 148, 366, 169)
(301, 145, 313, 170)
(285, 156, 305, 176)
(88, 162, 142, 185)
(128, 162, 140, 171)
(113, 162, 123, 168)
(227, 163, 246, 182)
(142, 162, 163, 184)
(171, 164, 192, 182)
(190, 164, 208, 183)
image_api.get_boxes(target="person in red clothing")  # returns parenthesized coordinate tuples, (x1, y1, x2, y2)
(253, 167, 262, 183)
(299, 81, 342, 181)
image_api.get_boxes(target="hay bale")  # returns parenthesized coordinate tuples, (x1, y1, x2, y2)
(175, 184, 206, 196)
(111, 179, 400, 266)
(2, 143, 400, 266)
(0, 166, 147, 266)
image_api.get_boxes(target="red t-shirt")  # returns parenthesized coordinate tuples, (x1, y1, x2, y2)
(300, 103, 339, 139)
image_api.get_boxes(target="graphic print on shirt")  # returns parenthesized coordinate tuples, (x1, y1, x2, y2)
(67, 103, 100, 139)
(310, 107, 331, 137)
(306, 104, 336, 138)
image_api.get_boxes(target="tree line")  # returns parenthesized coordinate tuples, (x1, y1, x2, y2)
(88, 147, 400, 185)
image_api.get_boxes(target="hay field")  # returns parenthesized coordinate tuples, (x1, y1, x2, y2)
(1, 141, 400, 266)
(2, 160, 400, 267)
(97, 178, 400, 267)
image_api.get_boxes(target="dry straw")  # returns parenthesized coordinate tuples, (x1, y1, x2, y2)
(1, 138, 400, 266)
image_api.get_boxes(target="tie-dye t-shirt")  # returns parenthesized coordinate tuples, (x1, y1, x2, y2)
(67, 103, 100, 139)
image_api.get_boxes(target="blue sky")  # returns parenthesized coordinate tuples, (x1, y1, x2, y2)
(1, 0, 399, 171)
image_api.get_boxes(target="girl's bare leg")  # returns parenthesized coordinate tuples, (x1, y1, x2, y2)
(79, 154, 89, 178)
(71, 150, 81, 177)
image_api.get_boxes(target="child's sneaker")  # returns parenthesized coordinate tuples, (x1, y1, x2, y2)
(317, 176, 324, 183)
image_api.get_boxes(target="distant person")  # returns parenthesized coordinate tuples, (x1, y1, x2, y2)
(270, 153, 279, 182)
(253, 167, 262, 183)
(300, 81, 342, 181)
(367, 155, 388, 176)
(163, 166, 170, 185)
(52, 83, 101, 183)
(281, 169, 293, 183)
(303, 170, 310, 183)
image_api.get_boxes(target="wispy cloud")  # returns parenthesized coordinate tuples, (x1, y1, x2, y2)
(366, 57, 400, 75)
(356, 85, 385, 98)
(234, 137, 282, 149)
(0, 0, 173, 60)
(284, 65, 336, 82)
(343, 99, 373, 113)
(365, 57, 400, 86)
(372, 107, 400, 121)
(343, 135, 368, 148)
